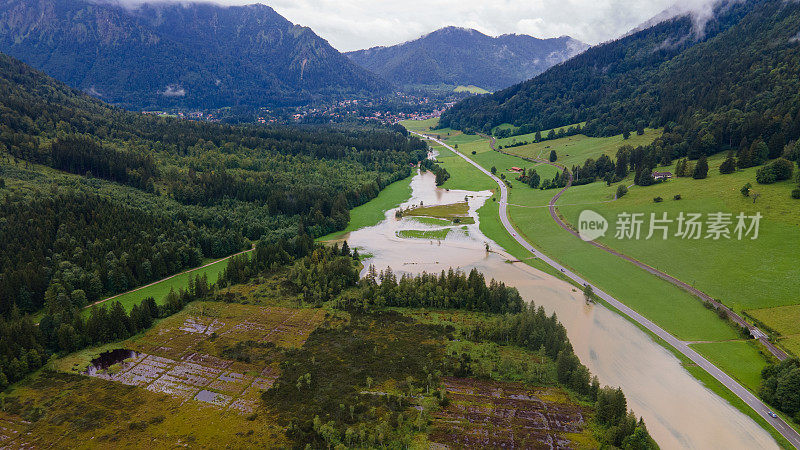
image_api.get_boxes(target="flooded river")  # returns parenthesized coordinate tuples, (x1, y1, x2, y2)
(340, 170, 777, 449)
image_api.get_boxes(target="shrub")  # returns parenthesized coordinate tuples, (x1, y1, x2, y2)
(755, 166, 777, 184)
(653, 197, 663, 203)
(471, 150, 476, 155)
(673, 194, 682, 200)
(616, 184, 628, 199)
(756, 158, 794, 184)
(719, 155, 736, 174)
(792, 189, 800, 199)
(741, 182, 752, 197)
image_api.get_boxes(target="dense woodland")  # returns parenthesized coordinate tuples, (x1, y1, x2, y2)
(0, 206, 657, 447)
(0, 51, 427, 317)
(441, 0, 800, 165)
(762, 359, 800, 421)
(0, 231, 319, 390)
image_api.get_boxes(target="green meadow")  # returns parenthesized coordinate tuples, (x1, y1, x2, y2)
(499, 128, 661, 170)
(689, 341, 769, 393)
(454, 85, 490, 94)
(412, 117, 798, 365)
(397, 228, 451, 240)
(85, 251, 251, 314)
(557, 156, 799, 315)
(400, 119, 777, 406)
(317, 175, 413, 241)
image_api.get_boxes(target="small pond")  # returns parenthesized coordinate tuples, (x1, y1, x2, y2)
(84, 349, 140, 376)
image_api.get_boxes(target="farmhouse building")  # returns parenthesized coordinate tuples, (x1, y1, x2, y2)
(652, 171, 673, 180)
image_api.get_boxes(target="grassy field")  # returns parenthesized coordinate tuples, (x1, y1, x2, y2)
(430, 142, 498, 192)
(408, 216, 453, 226)
(507, 197, 741, 341)
(317, 175, 413, 241)
(397, 228, 451, 240)
(403, 119, 795, 447)
(499, 129, 661, 170)
(85, 250, 252, 314)
(454, 85, 490, 94)
(403, 118, 463, 140)
(554, 154, 800, 320)
(403, 202, 473, 223)
(749, 304, 800, 336)
(0, 370, 288, 448)
(748, 305, 800, 355)
(690, 341, 770, 393)
(491, 122, 587, 142)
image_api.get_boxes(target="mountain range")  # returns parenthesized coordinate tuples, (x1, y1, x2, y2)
(0, 0, 389, 110)
(439, 0, 800, 153)
(346, 27, 588, 92)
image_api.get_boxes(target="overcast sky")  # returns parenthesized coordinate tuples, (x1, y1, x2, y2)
(187, 0, 710, 52)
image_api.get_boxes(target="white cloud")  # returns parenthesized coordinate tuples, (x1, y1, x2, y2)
(262, 0, 727, 50)
(100, 0, 724, 51)
(85, 86, 103, 97)
(161, 84, 186, 97)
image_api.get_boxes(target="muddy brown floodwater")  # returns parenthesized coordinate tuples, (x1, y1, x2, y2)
(340, 169, 777, 449)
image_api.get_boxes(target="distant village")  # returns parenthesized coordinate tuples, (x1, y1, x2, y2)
(141, 110, 220, 122)
(141, 91, 461, 125)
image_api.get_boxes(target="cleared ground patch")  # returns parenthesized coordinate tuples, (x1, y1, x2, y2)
(62, 302, 325, 415)
(0, 370, 287, 448)
(430, 377, 595, 448)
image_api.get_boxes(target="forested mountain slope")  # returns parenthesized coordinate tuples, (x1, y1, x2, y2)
(347, 27, 587, 91)
(0, 51, 426, 317)
(0, 0, 389, 109)
(440, 0, 800, 157)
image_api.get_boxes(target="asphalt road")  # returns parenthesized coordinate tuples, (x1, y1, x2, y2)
(413, 131, 800, 449)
